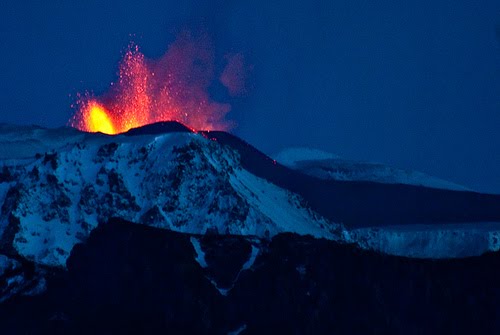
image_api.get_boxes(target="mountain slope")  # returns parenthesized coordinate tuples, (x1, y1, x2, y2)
(1, 121, 500, 269)
(0, 124, 339, 267)
(0, 121, 499, 309)
(202, 130, 500, 227)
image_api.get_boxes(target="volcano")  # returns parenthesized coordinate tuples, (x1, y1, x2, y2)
(1, 122, 500, 333)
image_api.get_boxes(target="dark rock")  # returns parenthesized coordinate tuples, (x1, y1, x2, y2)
(140, 206, 165, 226)
(203, 131, 500, 227)
(199, 235, 253, 289)
(0, 166, 14, 183)
(1, 219, 499, 334)
(0, 214, 21, 255)
(46, 174, 58, 185)
(1, 186, 23, 216)
(29, 166, 40, 181)
(124, 121, 193, 136)
(97, 143, 119, 158)
(78, 184, 98, 215)
(43, 153, 58, 170)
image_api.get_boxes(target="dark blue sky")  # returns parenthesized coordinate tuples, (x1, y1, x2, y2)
(0, 0, 499, 193)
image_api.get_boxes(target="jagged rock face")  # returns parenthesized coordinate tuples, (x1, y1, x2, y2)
(144, 141, 249, 232)
(1, 220, 499, 335)
(0, 131, 339, 267)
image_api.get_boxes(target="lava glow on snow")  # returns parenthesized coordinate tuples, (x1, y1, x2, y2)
(70, 33, 244, 134)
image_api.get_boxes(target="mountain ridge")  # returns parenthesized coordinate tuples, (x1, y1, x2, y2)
(0, 121, 499, 309)
(2, 218, 500, 334)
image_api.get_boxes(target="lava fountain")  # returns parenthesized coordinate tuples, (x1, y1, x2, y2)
(70, 33, 246, 134)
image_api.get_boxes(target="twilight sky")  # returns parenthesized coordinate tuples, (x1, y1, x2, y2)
(0, 0, 499, 193)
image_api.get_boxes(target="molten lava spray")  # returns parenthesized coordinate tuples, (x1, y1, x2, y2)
(70, 33, 245, 134)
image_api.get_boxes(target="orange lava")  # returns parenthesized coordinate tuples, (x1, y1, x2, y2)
(84, 102, 116, 135)
(70, 33, 240, 134)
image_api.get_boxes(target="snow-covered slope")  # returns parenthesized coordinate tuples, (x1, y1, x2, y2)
(0, 126, 341, 267)
(0, 124, 499, 274)
(274, 147, 470, 191)
(0, 124, 85, 160)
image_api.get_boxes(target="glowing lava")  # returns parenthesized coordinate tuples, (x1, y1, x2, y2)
(84, 102, 116, 135)
(70, 33, 246, 134)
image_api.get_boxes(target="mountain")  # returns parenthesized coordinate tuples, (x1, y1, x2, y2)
(2, 219, 500, 334)
(196, 130, 500, 227)
(274, 147, 471, 191)
(0, 122, 341, 268)
(272, 147, 500, 258)
(1, 122, 500, 333)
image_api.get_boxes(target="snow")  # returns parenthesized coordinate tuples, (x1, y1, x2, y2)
(0, 126, 343, 268)
(190, 237, 208, 268)
(0, 124, 87, 160)
(229, 168, 337, 239)
(0, 124, 498, 271)
(191, 240, 261, 296)
(211, 281, 230, 296)
(15, 214, 82, 266)
(241, 245, 259, 271)
(350, 222, 500, 258)
(6, 275, 24, 287)
(274, 147, 470, 191)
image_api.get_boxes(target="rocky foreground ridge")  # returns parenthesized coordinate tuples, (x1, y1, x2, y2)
(2, 220, 499, 334)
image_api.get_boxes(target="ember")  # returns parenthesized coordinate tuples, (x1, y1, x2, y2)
(70, 32, 245, 134)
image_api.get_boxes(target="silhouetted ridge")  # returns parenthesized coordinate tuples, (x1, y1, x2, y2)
(2, 219, 500, 334)
(202, 131, 500, 227)
(124, 121, 193, 136)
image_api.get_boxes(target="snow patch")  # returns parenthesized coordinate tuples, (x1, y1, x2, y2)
(241, 245, 259, 271)
(230, 168, 338, 239)
(190, 237, 208, 268)
(210, 279, 230, 296)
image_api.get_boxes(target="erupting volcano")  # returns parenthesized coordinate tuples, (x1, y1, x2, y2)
(70, 33, 246, 134)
